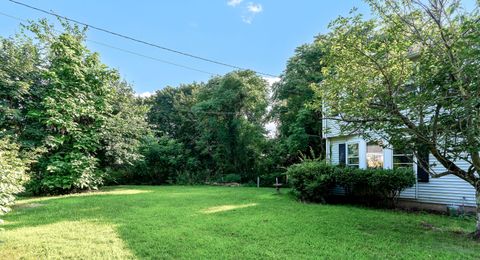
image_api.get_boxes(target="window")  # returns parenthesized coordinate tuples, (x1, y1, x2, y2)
(367, 142, 384, 169)
(393, 149, 414, 169)
(347, 143, 359, 168)
(416, 146, 430, 182)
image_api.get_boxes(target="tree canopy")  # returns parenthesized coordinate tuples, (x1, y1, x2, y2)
(271, 41, 325, 164)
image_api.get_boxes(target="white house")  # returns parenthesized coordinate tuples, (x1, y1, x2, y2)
(323, 116, 477, 212)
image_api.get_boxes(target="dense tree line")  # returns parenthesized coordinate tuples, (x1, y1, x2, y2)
(0, 19, 322, 204)
(271, 40, 326, 165)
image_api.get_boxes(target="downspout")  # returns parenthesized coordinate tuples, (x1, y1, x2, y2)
(414, 155, 419, 199)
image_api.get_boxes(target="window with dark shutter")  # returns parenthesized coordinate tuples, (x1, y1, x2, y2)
(339, 143, 346, 166)
(416, 146, 429, 182)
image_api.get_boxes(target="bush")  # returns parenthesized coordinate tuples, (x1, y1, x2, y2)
(288, 161, 336, 203)
(288, 161, 415, 206)
(27, 152, 102, 195)
(221, 174, 242, 183)
(336, 167, 415, 206)
(0, 138, 29, 220)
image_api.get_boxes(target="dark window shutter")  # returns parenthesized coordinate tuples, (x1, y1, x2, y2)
(339, 143, 346, 166)
(417, 147, 429, 182)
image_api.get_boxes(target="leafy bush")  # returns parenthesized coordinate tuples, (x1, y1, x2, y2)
(106, 136, 190, 185)
(288, 161, 336, 203)
(288, 161, 415, 206)
(221, 174, 242, 183)
(27, 152, 102, 195)
(0, 138, 28, 219)
(336, 167, 415, 206)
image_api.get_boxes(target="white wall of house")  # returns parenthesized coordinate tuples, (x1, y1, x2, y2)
(326, 134, 476, 207)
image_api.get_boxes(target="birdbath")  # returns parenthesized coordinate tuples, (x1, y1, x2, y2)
(273, 177, 283, 193)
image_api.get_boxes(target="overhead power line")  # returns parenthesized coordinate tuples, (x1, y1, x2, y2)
(0, 11, 217, 76)
(0, 11, 270, 117)
(88, 40, 218, 76)
(7, 0, 278, 77)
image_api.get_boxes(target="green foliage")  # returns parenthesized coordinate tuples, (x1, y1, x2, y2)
(271, 42, 325, 164)
(22, 21, 117, 194)
(107, 135, 199, 185)
(2, 19, 275, 192)
(194, 70, 269, 182)
(288, 161, 415, 206)
(0, 137, 28, 218)
(288, 161, 337, 203)
(0, 37, 41, 139)
(138, 136, 187, 184)
(335, 167, 416, 205)
(319, 0, 480, 234)
(146, 71, 270, 184)
(220, 174, 241, 183)
(99, 80, 151, 169)
(0, 20, 151, 195)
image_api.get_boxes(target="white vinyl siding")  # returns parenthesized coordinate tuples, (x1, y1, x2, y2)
(412, 155, 476, 207)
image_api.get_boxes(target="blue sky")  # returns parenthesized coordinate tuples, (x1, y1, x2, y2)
(1, 0, 371, 94)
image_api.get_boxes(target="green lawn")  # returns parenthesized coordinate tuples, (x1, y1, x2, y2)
(1, 186, 479, 259)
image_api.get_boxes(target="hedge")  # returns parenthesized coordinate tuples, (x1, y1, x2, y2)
(288, 160, 415, 206)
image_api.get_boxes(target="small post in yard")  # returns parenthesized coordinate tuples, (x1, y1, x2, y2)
(274, 177, 282, 193)
(257, 176, 260, 188)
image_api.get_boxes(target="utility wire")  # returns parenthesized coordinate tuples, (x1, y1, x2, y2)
(0, 11, 218, 76)
(0, 10, 279, 117)
(7, 0, 279, 77)
(88, 40, 218, 76)
(0, 11, 260, 116)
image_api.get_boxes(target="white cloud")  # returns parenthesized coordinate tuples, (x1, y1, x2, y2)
(241, 16, 253, 24)
(135, 91, 154, 98)
(241, 2, 263, 24)
(247, 2, 262, 13)
(227, 0, 243, 7)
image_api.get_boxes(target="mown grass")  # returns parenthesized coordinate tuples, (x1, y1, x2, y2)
(1, 185, 479, 259)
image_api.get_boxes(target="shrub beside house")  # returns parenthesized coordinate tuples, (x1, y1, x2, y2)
(288, 160, 415, 207)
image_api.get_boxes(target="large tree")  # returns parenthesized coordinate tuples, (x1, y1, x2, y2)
(24, 20, 119, 194)
(194, 70, 269, 181)
(271, 41, 325, 164)
(148, 83, 203, 147)
(320, 0, 480, 238)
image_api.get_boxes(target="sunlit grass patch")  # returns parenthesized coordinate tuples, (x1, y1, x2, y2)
(15, 188, 150, 206)
(0, 220, 134, 259)
(202, 203, 258, 214)
(14, 202, 44, 209)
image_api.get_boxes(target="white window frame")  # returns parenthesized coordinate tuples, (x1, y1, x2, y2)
(366, 142, 384, 169)
(346, 142, 360, 168)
